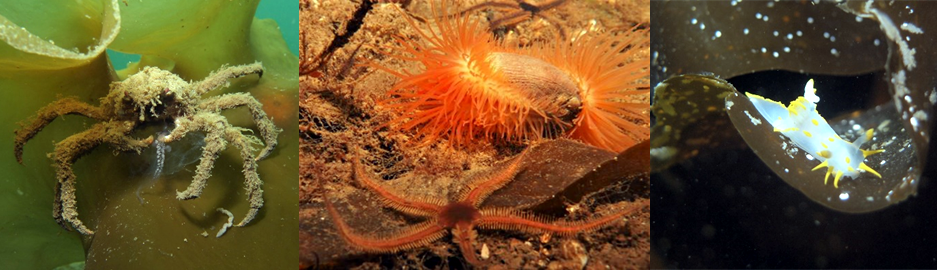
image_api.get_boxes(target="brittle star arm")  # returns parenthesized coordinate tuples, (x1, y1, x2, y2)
(192, 62, 264, 96)
(198, 92, 281, 161)
(325, 196, 447, 253)
(351, 158, 444, 216)
(474, 200, 649, 236)
(52, 121, 151, 235)
(452, 223, 481, 265)
(452, 1, 519, 18)
(457, 149, 528, 206)
(14, 97, 106, 163)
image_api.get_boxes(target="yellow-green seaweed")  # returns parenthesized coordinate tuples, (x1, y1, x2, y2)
(0, 0, 298, 269)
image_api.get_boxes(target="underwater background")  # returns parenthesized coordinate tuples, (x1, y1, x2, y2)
(0, 0, 298, 269)
(651, 1, 937, 268)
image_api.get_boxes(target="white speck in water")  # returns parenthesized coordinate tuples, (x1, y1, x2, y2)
(900, 22, 923, 34)
(773, 51, 779, 58)
(744, 28, 750, 35)
(808, 17, 814, 24)
(761, 47, 767, 53)
(831, 48, 839, 56)
(691, 18, 698, 25)
(756, 13, 762, 19)
(823, 32, 830, 38)
(784, 47, 791, 53)
(786, 33, 793, 39)
(856, 16, 863, 23)
(715, 30, 722, 38)
(874, 39, 881, 46)
(796, 30, 803, 36)
(731, 0, 738, 6)
(784, 168, 790, 173)
(830, 36, 836, 42)
(763, 16, 769, 22)
(773, 31, 779, 37)
(700, 23, 706, 30)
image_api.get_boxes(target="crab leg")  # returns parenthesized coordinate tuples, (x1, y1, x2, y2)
(197, 93, 281, 161)
(223, 124, 265, 227)
(165, 113, 265, 227)
(52, 121, 151, 235)
(192, 62, 264, 96)
(14, 97, 105, 163)
(166, 114, 227, 201)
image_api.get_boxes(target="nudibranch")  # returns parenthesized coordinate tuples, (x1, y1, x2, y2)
(372, 1, 649, 152)
(745, 79, 885, 188)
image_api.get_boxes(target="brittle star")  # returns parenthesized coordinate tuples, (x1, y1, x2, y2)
(456, 0, 569, 39)
(324, 149, 649, 265)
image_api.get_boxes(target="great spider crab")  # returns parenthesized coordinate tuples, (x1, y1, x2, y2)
(13, 62, 281, 235)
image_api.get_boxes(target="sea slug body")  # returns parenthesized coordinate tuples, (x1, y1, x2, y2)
(746, 79, 885, 188)
(374, 1, 649, 152)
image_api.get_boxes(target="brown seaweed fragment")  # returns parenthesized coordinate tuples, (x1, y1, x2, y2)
(650, 74, 746, 172)
(484, 139, 649, 214)
(14, 63, 280, 235)
(482, 139, 616, 210)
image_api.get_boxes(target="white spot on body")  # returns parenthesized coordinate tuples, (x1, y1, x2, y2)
(839, 192, 850, 201)
(744, 111, 762, 125)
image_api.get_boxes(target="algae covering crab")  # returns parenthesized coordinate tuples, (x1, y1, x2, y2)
(13, 62, 281, 235)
